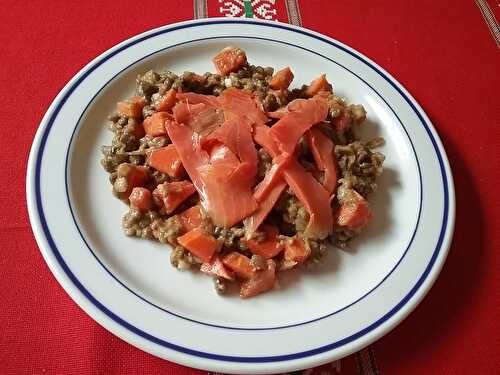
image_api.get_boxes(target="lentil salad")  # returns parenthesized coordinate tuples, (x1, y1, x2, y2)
(100, 46, 385, 298)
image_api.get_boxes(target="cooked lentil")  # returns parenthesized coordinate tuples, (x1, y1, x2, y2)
(250, 255, 267, 271)
(100, 46, 385, 297)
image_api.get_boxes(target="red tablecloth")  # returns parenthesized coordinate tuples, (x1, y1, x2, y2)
(1, 1, 499, 374)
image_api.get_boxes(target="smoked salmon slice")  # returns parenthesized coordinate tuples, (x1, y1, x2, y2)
(244, 148, 290, 237)
(254, 124, 280, 157)
(198, 144, 258, 228)
(173, 102, 224, 136)
(202, 117, 257, 180)
(283, 158, 333, 239)
(176, 92, 220, 107)
(166, 115, 257, 228)
(164, 117, 208, 193)
(270, 97, 328, 155)
(168, 88, 332, 235)
(253, 153, 290, 202)
(218, 88, 268, 125)
(253, 123, 333, 239)
(244, 178, 287, 239)
(305, 128, 338, 194)
(266, 109, 288, 119)
(173, 101, 224, 136)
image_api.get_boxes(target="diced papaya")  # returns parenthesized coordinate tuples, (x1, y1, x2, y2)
(127, 122, 145, 139)
(153, 181, 196, 214)
(222, 252, 254, 279)
(155, 89, 177, 112)
(178, 205, 204, 232)
(200, 257, 234, 280)
(240, 260, 276, 298)
(116, 96, 146, 118)
(128, 187, 152, 212)
(177, 227, 218, 263)
(283, 236, 311, 264)
(243, 224, 284, 259)
(146, 144, 184, 177)
(143, 111, 170, 136)
(212, 46, 247, 76)
(337, 191, 372, 230)
(114, 163, 149, 199)
(305, 74, 332, 97)
(269, 67, 294, 90)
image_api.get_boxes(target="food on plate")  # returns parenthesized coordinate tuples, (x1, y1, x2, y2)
(100, 46, 385, 298)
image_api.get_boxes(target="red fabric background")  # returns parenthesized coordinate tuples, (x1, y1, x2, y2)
(0, 1, 499, 374)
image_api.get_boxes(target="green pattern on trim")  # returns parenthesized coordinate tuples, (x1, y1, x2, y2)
(243, 0, 254, 18)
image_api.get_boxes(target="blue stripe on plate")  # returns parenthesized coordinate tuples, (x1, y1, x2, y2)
(64, 35, 422, 331)
(34, 19, 450, 362)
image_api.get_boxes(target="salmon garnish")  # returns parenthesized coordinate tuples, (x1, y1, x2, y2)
(164, 118, 209, 193)
(254, 124, 280, 156)
(266, 108, 288, 119)
(243, 179, 287, 239)
(166, 117, 258, 228)
(253, 123, 333, 239)
(197, 144, 258, 227)
(253, 153, 290, 202)
(176, 92, 220, 107)
(202, 116, 258, 180)
(218, 88, 268, 125)
(305, 128, 338, 194)
(173, 101, 224, 136)
(270, 97, 328, 155)
(282, 158, 333, 239)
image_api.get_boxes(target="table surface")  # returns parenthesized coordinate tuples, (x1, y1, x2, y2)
(1, 1, 499, 374)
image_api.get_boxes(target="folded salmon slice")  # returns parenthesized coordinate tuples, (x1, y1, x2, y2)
(176, 92, 220, 107)
(253, 124, 333, 239)
(244, 178, 287, 239)
(198, 144, 257, 227)
(281, 158, 333, 239)
(254, 124, 280, 157)
(270, 97, 328, 155)
(253, 153, 290, 202)
(305, 128, 338, 194)
(202, 117, 257, 181)
(218, 88, 268, 125)
(243, 153, 289, 238)
(202, 143, 240, 181)
(166, 119, 257, 228)
(173, 101, 204, 124)
(173, 101, 224, 136)
(164, 118, 208, 194)
(267, 109, 288, 119)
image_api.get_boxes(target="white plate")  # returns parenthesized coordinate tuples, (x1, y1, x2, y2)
(26, 18, 455, 374)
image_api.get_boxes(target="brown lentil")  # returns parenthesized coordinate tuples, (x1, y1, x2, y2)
(100, 50, 385, 296)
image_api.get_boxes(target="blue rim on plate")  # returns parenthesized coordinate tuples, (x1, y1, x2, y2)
(31, 19, 451, 363)
(65, 35, 423, 331)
